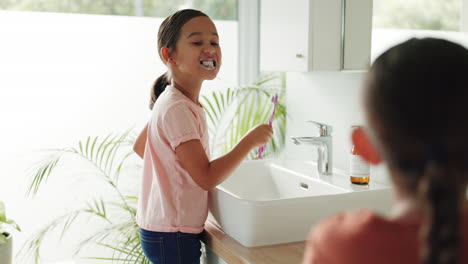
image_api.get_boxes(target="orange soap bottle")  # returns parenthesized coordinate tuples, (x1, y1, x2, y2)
(350, 126, 370, 185)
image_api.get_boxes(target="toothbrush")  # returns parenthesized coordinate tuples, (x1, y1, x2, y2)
(257, 94, 278, 159)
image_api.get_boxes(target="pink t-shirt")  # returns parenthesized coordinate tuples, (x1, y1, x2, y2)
(136, 85, 210, 234)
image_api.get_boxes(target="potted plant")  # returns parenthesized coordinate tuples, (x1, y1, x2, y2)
(0, 201, 21, 264)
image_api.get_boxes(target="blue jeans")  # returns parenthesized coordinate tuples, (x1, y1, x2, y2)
(139, 228, 202, 264)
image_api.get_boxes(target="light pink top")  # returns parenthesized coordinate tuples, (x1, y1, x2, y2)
(136, 85, 210, 234)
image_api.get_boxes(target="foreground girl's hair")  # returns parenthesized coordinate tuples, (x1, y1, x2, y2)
(366, 38, 468, 264)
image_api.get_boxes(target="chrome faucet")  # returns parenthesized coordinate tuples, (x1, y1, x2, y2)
(291, 121, 333, 176)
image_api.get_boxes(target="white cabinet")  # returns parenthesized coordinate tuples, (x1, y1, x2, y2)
(260, 0, 373, 71)
(342, 0, 373, 70)
(260, 0, 342, 71)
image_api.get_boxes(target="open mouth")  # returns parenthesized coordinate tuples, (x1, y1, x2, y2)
(200, 60, 217, 70)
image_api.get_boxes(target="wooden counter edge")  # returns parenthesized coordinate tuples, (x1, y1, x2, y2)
(202, 221, 306, 264)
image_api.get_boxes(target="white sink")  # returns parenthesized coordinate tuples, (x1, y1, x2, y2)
(208, 160, 392, 247)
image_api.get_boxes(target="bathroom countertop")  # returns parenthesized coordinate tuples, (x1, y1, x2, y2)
(202, 221, 305, 264)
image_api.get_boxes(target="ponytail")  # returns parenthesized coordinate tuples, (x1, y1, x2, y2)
(419, 161, 462, 264)
(149, 72, 171, 110)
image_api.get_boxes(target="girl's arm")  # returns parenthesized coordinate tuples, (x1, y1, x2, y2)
(133, 124, 148, 159)
(175, 124, 273, 191)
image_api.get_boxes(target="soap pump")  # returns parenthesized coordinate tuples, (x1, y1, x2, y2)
(350, 126, 370, 185)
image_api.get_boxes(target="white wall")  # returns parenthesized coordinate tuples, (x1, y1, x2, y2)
(282, 71, 390, 184)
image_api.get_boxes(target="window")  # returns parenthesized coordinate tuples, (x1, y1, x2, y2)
(371, 0, 468, 61)
(0, 0, 237, 20)
(373, 0, 461, 31)
(0, 1, 239, 260)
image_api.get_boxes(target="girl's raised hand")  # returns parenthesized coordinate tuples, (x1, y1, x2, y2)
(243, 124, 273, 148)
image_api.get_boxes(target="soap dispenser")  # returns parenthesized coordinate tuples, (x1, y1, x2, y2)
(350, 126, 370, 184)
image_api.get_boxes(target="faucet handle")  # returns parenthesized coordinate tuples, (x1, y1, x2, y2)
(306, 121, 332, 136)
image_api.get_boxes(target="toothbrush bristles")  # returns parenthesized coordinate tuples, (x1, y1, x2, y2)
(271, 94, 278, 104)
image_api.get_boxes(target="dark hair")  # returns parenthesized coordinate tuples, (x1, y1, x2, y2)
(149, 9, 208, 110)
(365, 38, 468, 264)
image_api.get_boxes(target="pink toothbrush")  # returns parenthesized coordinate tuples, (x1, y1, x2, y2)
(257, 94, 278, 159)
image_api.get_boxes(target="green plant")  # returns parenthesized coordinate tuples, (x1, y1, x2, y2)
(0, 201, 21, 243)
(19, 129, 149, 264)
(202, 73, 287, 159)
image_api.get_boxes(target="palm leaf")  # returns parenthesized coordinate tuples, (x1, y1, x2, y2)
(22, 130, 139, 263)
(95, 133, 113, 164)
(75, 221, 135, 252)
(75, 220, 146, 263)
(113, 151, 135, 184)
(202, 73, 287, 159)
(84, 198, 110, 223)
(90, 136, 98, 161)
(26, 151, 63, 196)
(18, 210, 83, 264)
(98, 133, 120, 169)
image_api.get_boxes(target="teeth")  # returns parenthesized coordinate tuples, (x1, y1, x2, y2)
(202, 61, 213, 67)
(200, 60, 215, 70)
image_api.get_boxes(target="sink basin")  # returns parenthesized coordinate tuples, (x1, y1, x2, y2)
(208, 159, 392, 247)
